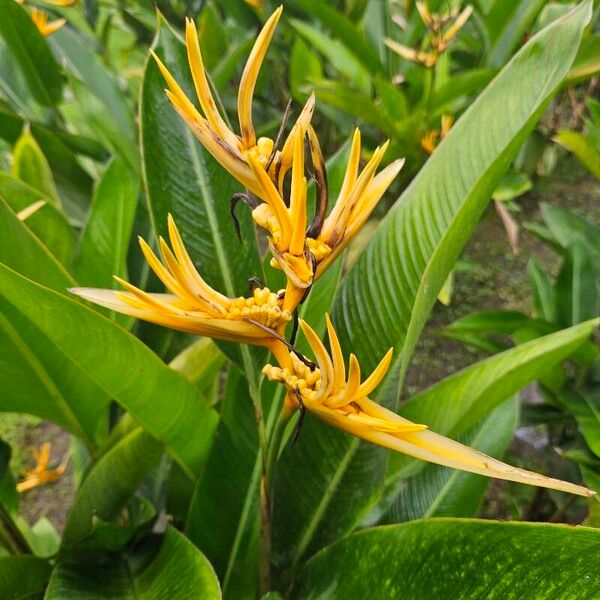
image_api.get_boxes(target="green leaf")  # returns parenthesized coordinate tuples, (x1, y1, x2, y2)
(556, 241, 599, 327)
(309, 79, 391, 132)
(529, 257, 557, 322)
(486, 0, 548, 68)
(492, 170, 532, 201)
(0, 265, 218, 476)
(290, 38, 322, 103)
(0, 173, 75, 267)
(540, 202, 600, 257)
(49, 27, 135, 139)
(0, 0, 63, 106)
(274, 3, 591, 568)
(568, 34, 600, 83)
(0, 110, 93, 223)
(0, 556, 51, 599)
(11, 129, 61, 207)
(431, 68, 498, 113)
(197, 3, 227, 72)
(61, 427, 163, 553)
(384, 398, 518, 523)
(186, 368, 258, 597)
(289, 19, 371, 94)
(0, 195, 73, 291)
(72, 158, 139, 298)
(290, 520, 600, 599)
(141, 15, 263, 367)
(336, 1, 590, 388)
(554, 130, 600, 179)
(289, 0, 382, 73)
(559, 389, 600, 457)
(46, 527, 221, 599)
(399, 319, 599, 459)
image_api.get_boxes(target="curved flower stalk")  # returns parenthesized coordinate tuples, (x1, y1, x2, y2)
(253, 127, 404, 312)
(71, 215, 292, 345)
(152, 6, 315, 201)
(263, 316, 595, 498)
(30, 7, 65, 36)
(385, 2, 473, 68)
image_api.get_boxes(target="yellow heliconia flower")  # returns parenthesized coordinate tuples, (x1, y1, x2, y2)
(253, 127, 404, 312)
(30, 8, 65, 36)
(43, 0, 77, 5)
(385, 2, 473, 67)
(17, 443, 67, 493)
(263, 316, 595, 498)
(152, 6, 315, 201)
(421, 114, 453, 154)
(70, 215, 292, 345)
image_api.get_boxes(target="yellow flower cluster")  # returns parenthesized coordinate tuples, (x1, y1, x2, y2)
(385, 1, 473, 68)
(72, 7, 593, 498)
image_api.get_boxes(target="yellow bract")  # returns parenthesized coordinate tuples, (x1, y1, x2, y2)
(263, 317, 595, 498)
(71, 215, 292, 345)
(30, 8, 65, 36)
(152, 6, 314, 202)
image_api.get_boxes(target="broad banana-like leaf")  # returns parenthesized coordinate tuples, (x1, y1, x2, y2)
(0, 556, 51, 598)
(61, 428, 163, 553)
(290, 519, 600, 599)
(0, 264, 218, 476)
(46, 527, 221, 599)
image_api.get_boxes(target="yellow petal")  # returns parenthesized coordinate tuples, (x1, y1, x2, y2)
(185, 18, 239, 150)
(325, 314, 345, 391)
(299, 319, 334, 398)
(442, 5, 473, 45)
(278, 93, 316, 190)
(357, 348, 393, 398)
(238, 6, 283, 148)
(289, 131, 308, 256)
(329, 353, 361, 408)
(247, 153, 292, 247)
(166, 214, 229, 311)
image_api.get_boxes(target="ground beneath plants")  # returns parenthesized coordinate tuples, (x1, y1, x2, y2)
(2, 157, 598, 532)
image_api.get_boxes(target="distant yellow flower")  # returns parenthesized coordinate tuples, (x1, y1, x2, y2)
(252, 127, 404, 312)
(17, 443, 67, 493)
(30, 8, 65, 36)
(385, 2, 473, 68)
(421, 114, 453, 154)
(152, 6, 314, 201)
(71, 215, 292, 345)
(43, 0, 77, 5)
(263, 316, 595, 498)
(244, 0, 263, 11)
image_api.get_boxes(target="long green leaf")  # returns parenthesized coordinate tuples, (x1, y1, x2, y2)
(0, 265, 218, 476)
(61, 428, 163, 552)
(270, 2, 591, 571)
(288, 0, 382, 73)
(0, 556, 51, 599)
(73, 158, 139, 290)
(290, 519, 600, 599)
(0, 195, 73, 291)
(50, 27, 135, 139)
(0, 0, 63, 106)
(46, 527, 221, 599)
(554, 130, 600, 179)
(0, 173, 75, 267)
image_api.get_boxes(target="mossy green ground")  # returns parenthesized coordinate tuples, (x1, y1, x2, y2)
(1, 158, 598, 531)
